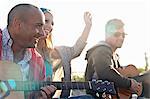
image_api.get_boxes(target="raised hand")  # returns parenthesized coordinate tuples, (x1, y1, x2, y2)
(84, 12, 92, 26)
(80, 12, 92, 41)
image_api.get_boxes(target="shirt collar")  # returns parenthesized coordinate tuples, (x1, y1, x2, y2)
(2, 27, 32, 63)
(2, 27, 13, 47)
(18, 49, 32, 65)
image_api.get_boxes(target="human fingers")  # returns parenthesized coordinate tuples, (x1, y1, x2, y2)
(41, 86, 52, 99)
(40, 85, 56, 98)
(84, 12, 92, 25)
(47, 85, 57, 93)
(40, 90, 47, 99)
(135, 82, 142, 96)
(130, 79, 138, 91)
(131, 79, 142, 95)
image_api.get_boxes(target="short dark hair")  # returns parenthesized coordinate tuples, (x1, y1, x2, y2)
(7, 3, 38, 25)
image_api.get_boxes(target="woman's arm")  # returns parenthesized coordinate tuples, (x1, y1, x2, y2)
(54, 12, 92, 62)
(71, 11, 92, 58)
(80, 11, 92, 41)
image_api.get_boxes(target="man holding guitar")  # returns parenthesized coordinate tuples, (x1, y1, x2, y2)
(85, 19, 150, 98)
(0, 4, 56, 99)
(0, 4, 118, 99)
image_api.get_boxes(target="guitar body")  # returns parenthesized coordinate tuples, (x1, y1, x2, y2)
(113, 64, 141, 99)
(0, 61, 116, 99)
(0, 61, 24, 99)
(117, 64, 140, 77)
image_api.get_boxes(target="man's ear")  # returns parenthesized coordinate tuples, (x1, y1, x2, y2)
(12, 17, 21, 31)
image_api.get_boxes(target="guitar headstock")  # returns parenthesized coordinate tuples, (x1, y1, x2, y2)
(91, 80, 116, 95)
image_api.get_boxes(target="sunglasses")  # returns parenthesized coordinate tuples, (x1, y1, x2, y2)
(114, 32, 128, 38)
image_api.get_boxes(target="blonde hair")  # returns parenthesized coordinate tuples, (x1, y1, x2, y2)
(40, 8, 54, 49)
(105, 19, 124, 38)
(46, 33, 53, 49)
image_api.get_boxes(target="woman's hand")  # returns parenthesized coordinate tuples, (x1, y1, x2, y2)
(84, 12, 92, 26)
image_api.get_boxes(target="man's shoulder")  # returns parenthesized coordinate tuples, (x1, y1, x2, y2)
(88, 41, 112, 53)
(95, 41, 111, 49)
(85, 41, 112, 60)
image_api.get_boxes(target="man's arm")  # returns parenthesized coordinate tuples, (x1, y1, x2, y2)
(91, 46, 131, 88)
(90, 46, 142, 94)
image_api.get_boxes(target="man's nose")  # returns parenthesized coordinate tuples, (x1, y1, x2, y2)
(39, 28, 47, 36)
(39, 28, 46, 36)
(36, 29, 47, 40)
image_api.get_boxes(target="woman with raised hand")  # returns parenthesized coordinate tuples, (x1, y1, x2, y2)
(36, 8, 92, 98)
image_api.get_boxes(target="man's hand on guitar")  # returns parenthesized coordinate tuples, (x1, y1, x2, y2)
(130, 79, 142, 96)
(40, 85, 57, 99)
(40, 76, 57, 99)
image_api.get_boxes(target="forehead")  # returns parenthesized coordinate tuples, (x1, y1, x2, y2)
(26, 8, 45, 24)
(113, 28, 126, 36)
(116, 28, 124, 32)
(44, 12, 53, 19)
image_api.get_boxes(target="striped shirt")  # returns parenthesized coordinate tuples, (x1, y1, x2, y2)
(2, 28, 30, 81)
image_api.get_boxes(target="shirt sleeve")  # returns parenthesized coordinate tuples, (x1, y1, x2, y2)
(71, 36, 87, 59)
(55, 36, 87, 62)
(90, 46, 131, 88)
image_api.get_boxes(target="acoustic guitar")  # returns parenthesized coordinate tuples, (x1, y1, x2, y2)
(113, 64, 142, 99)
(0, 61, 116, 99)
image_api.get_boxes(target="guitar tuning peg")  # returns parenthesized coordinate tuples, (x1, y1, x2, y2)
(97, 87, 100, 90)
(107, 82, 110, 85)
(92, 79, 96, 82)
(104, 80, 108, 83)
(97, 80, 102, 83)
(103, 88, 106, 91)
(109, 89, 112, 92)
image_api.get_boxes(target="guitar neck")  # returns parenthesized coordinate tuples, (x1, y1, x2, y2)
(0, 61, 116, 95)
(10, 81, 91, 91)
(2, 80, 116, 95)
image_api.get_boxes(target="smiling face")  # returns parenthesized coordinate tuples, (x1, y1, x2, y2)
(12, 7, 45, 48)
(37, 11, 54, 47)
(36, 11, 54, 58)
(43, 12, 54, 35)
